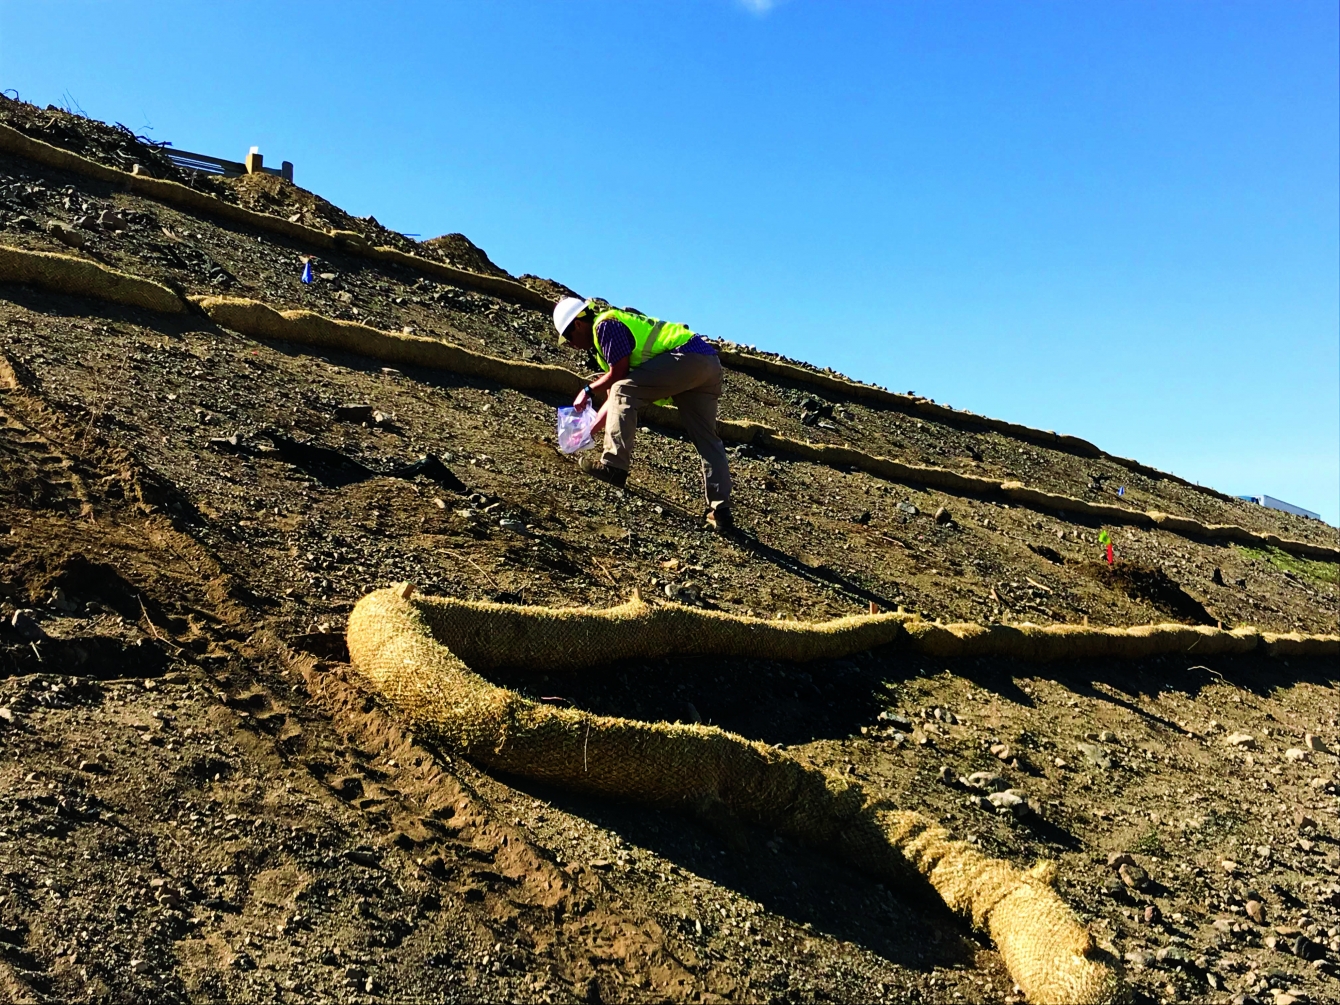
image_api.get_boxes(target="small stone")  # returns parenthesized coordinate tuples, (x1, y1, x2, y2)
(1107, 852, 1136, 869)
(987, 790, 1026, 813)
(1221, 859, 1240, 874)
(1144, 904, 1161, 924)
(1119, 863, 1150, 892)
(207, 433, 244, 452)
(1098, 730, 1117, 743)
(1247, 900, 1266, 924)
(78, 759, 104, 773)
(1293, 810, 1316, 829)
(1293, 935, 1323, 960)
(933, 506, 952, 525)
(990, 742, 1012, 761)
(1304, 733, 1330, 753)
(334, 403, 375, 423)
(130, 958, 151, 974)
(965, 771, 1009, 792)
(0, 707, 14, 724)
(897, 501, 917, 516)
(46, 220, 85, 247)
(1123, 949, 1151, 969)
(877, 711, 913, 732)
(1156, 945, 1191, 964)
(1226, 732, 1257, 749)
(11, 609, 46, 641)
(498, 518, 527, 534)
(49, 586, 77, 612)
(937, 765, 954, 784)
(97, 209, 126, 231)
(1285, 748, 1309, 762)
(419, 854, 448, 879)
(1077, 742, 1113, 769)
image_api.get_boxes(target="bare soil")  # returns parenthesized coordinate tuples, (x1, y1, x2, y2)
(0, 99, 1336, 1005)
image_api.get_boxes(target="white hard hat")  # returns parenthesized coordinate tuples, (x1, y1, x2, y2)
(553, 297, 591, 340)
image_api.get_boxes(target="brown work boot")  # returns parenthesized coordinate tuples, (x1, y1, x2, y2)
(576, 452, 628, 488)
(705, 505, 735, 535)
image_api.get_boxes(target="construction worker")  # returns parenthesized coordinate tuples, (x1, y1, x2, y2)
(553, 297, 733, 534)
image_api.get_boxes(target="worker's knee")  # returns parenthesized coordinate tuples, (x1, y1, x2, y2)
(608, 379, 638, 409)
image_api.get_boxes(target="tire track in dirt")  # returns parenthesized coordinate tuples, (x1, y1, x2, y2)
(294, 652, 704, 1001)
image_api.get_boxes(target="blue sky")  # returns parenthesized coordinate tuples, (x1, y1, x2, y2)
(3, 1, 1337, 523)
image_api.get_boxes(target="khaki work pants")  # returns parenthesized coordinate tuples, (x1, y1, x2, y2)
(601, 352, 731, 512)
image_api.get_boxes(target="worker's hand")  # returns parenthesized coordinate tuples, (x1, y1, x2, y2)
(573, 386, 592, 411)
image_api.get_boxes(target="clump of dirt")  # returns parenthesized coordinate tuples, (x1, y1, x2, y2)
(225, 172, 430, 259)
(518, 274, 580, 301)
(23, 553, 155, 620)
(421, 233, 510, 277)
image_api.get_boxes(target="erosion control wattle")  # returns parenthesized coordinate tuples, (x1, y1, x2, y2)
(0, 241, 1328, 563)
(185, 294, 1337, 565)
(0, 244, 185, 314)
(0, 116, 1319, 504)
(346, 586, 1137, 1004)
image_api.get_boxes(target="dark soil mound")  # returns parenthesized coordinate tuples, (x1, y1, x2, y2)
(421, 232, 510, 277)
(1092, 562, 1217, 625)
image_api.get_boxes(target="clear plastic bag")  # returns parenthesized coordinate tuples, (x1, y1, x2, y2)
(555, 405, 599, 454)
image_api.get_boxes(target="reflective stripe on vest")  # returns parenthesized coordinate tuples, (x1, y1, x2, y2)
(591, 308, 696, 372)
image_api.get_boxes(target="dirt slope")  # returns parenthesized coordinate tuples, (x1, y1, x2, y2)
(0, 99, 1336, 1005)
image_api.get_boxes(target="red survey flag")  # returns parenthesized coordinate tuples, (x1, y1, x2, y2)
(1098, 529, 1114, 565)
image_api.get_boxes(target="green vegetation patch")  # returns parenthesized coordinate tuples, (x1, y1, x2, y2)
(1133, 825, 1166, 857)
(1237, 545, 1339, 587)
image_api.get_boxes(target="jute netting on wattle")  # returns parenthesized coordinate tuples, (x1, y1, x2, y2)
(347, 587, 1127, 1004)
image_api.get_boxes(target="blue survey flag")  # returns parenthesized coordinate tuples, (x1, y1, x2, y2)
(301, 261, 314, 284)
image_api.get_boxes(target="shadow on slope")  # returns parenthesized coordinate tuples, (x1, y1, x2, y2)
(507, 777, 986, 977)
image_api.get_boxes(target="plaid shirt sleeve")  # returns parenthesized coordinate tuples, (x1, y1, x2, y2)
(595, 318, 634, 366)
